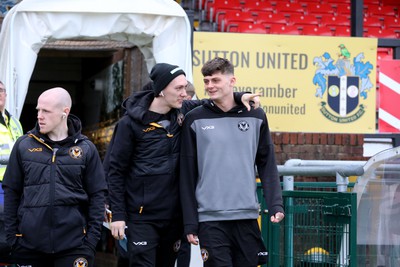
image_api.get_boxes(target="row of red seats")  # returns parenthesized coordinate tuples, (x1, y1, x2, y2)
(203, 0, 399, 23)
(215, 10, 350, 31)
(238, 1, 398, 16)
(226, 22, 338, 35)
(199, 0, 397, 10)
(198, 0, 399, 39)
(214, 9, 400, 32)
(226, 22, 399, 38)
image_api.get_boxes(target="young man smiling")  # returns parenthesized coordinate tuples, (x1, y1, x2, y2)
(180, 57, 285, 267)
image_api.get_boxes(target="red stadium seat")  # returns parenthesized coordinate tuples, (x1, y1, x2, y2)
(305, 2, 335, 16)
(204, 0, 243, 22)
(301, 25, 334, 36)
(299, 0, 321, 3)
(227, 21, 268, 34)
(383, 0, 400, 6)
(261, 22, 286, 30)
(216, 10, 256, 32)
(252, 10, 274, 21)
(383, 16, 400, 29)
(288, 13, 320, 26)
(274, 2, 306, 15)
(364, 27, 398, 38)
(256, 12, 288, 25)
(377, 47, 393, 61)
(363, 3, 381, 14)
(268, 24, 301, 35)
(321, 15, 350, 27)
(364, 0, 381, 4)
(333, 3, 351, 16)
(321, 0, 350, 3)
(363, 16, 384, 28)
(367, 5, 398, 18)
(242, 1, 274, 13)
(332, 25, 351, 36)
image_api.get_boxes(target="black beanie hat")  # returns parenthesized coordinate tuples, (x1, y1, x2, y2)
(150, 63, 186, 95)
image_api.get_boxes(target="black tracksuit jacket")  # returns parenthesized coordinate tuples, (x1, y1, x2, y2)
(2, 114, 107, 253)
(106, 91, 206, 222)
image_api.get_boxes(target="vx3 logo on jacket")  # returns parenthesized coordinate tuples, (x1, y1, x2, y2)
(28, 148, 42, 152)
(132, 241, 148, 246)
(143, 126, 156, 133)
(201, 125, 215, 130)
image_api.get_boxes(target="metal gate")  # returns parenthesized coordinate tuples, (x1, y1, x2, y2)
(258, 190, 357, 267)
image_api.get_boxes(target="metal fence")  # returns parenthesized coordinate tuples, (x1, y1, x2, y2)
(258, 188, 358, 267)
(258, 160, 364, 267)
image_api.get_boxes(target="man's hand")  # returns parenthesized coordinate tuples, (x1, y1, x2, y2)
(242, 93, 261, 111)
(187, 234, 199, 245)
(111, 221, 126, 240)
(270, 212, 285, 223)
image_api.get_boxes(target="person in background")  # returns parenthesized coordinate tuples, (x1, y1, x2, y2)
(184, 81, 196, 101)
(179, 57, 285, 267)
(2, 87, 107, 267)
(176, 80, 196, 267)
(106, 62, 260, 267)
(0, 81, 23, 261)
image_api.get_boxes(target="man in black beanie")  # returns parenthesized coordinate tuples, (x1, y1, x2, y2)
(150, 63, 186, 96)
(105, 62, 259, 267)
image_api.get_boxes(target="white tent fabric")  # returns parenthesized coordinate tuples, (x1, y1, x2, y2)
(0, 0, 193, 118)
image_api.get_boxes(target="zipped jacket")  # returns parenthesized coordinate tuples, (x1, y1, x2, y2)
(106, 90, 207, 222)
(2, 114, 107, 253)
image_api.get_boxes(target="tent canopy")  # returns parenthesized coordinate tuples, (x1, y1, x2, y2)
(0, 0, 192, 118)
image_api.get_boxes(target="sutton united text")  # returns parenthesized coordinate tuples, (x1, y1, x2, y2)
(193, 50, 309, 70)
(256, 52, 308, 70)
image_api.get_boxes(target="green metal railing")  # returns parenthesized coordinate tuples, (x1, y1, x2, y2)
(291, 182, 356, 191)
(258, 185, 358, 267)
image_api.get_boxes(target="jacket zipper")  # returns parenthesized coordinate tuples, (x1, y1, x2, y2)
(50, 148, 58, 253)
(149, 122, 174, 137)
(28, 134, 57, 253)
(139, 122, 174, 214)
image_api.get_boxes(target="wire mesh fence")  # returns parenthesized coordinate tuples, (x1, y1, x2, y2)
(258, 188, 357, 267)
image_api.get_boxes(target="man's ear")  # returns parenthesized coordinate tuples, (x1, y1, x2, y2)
(64, 107, 70, 115)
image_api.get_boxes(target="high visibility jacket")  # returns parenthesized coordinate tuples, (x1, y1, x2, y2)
(0, 112, 23, 182)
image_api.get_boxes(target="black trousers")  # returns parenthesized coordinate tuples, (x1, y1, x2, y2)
(176, 235, 191, 267)
(198, 219, 263, 267)
(126, 220, 182, 267)
(116, 239, 129, 267)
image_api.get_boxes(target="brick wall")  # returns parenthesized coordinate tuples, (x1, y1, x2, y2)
(272, 132, 367, 165)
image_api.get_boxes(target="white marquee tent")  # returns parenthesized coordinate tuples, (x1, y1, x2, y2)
(0, 0, 193, 118)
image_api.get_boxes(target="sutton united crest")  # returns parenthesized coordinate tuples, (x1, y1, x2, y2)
(313, 44, 374, 123)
